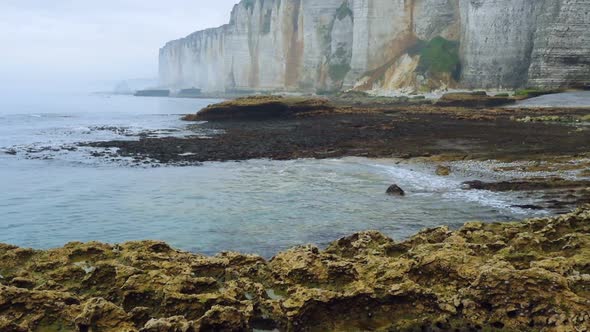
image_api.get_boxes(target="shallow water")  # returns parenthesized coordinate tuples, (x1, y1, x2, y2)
(511, 91, 590, 108)
(0, 94, 547, 257)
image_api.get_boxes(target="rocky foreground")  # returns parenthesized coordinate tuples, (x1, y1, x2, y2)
(1, 207, 590, 331)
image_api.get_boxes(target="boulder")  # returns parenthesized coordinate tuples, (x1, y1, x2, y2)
(386, 184, 405, 196)
(435, 165, 451, 176)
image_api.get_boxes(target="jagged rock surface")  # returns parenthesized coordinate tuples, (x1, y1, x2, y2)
(159, 0, 590, 93)
(1, 207, 590, 331)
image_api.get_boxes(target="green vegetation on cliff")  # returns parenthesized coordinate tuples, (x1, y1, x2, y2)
(335, 2, 353, 20)
(411, 37, 461, 80)
(243, 0, 255, 11)
(328, 63, 351, 82)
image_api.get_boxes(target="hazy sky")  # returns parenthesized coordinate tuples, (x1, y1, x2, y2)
(0, 0, 238, 92)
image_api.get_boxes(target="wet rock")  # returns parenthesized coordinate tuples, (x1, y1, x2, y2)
(516, 115, 572, 123)
(3, 149, 17, 155)
(386, 184, 405, 196)
(461, 180, 486, 190)
(435, 165, 451, 176)
(182, 96, 336, 122)
(87, 108, 590, 168)
(462, 178, 590, 191)
(435, 92, 514, 108)
(0, 207, 589, 330)
(90, 151, 106, 157)
(512, 204, 545, 210)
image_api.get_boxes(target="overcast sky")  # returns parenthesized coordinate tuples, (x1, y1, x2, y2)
(0, 1, 238, 92)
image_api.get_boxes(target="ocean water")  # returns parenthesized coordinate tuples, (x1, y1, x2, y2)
(510, 91, 590, 108)
(0, 93, 544, 257)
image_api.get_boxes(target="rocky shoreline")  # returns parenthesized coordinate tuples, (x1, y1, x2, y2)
(87, 94, 590, 165)
(1, 207, 589, 331)
(83, 94, 590, 212)
(2, 94, 590, 331)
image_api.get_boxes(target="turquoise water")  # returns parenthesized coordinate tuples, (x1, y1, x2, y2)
(0, 94, 540, 257)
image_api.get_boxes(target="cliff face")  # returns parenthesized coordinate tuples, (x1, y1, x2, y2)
(527, 0, 590, 88)
(159, 0, 590, 93)
(159, 0, 347, 93)
(459, 0, 542, 89)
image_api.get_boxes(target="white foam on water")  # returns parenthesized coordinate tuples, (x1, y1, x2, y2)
(71, 126, 92, 134)
(369, 162, 546, 217)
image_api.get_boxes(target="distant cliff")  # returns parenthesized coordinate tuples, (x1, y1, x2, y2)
(159, 0, 590, 93)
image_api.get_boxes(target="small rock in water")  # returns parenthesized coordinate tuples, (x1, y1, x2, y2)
(436, 165, 452, 176)
(512, 204, 544, 210)
(386, 184, 405, 196)
(461, 180, 485, 190)
(3, 149, 17, 155)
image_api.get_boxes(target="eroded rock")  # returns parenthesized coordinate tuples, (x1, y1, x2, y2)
(386, 184, 405, 196)
(182, 96, 336, 122)
(0, 207, 589, 331)
(436, 165, 451, 176)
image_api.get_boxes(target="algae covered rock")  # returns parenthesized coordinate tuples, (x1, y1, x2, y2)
(182, 96, 336, 121)
(435, 92, 514, 108)
(436, 165, 451, 176)
(0, 207, 589, 331)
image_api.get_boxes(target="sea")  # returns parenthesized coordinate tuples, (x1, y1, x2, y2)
(0, 92, 565, 257)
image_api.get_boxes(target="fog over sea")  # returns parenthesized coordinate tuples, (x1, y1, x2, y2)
(0, 92, 546, 257)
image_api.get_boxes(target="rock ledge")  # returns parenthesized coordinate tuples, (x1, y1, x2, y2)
(1, 207, 589, 331)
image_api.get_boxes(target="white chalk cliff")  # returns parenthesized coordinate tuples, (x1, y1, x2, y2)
(159, 0, 590, 93)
